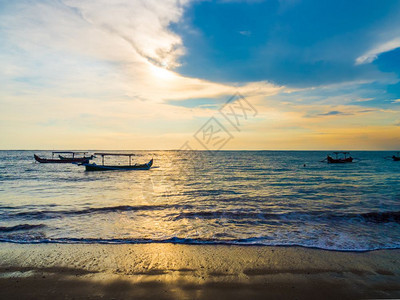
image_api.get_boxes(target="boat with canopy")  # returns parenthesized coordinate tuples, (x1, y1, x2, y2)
(326, 152, 353, 163)
(82, 153, 153, 171)
(34, 152, 93, 164)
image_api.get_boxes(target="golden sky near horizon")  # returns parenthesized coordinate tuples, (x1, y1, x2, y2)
(1, 0, 400, 150)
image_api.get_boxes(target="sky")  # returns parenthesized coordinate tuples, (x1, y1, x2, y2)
(1, 0, 400, 150)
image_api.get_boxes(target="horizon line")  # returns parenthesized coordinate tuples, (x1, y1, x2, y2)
(1, 149, 399, 152)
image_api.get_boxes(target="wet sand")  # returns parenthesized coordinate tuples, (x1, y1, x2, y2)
(0, 243, 399, 299)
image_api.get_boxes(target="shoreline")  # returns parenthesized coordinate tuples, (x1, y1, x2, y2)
(0, 243, 399, 299)
(2, 239, 400, 253)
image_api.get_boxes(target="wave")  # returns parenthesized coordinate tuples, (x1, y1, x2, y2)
(0, 236, 399, 252)
(3, 204, 194, 220)
(360, 211, 400, 223)
(173, 211, 278, 220)
(173, 210, 400, 224)
(3, 204, 400, 224)
(182, 189, 241, 196)
(0, 224, 46, 232)
(0, 204, 58, 210)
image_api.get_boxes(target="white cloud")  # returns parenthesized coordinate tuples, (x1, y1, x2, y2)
(238, 30, 251, 36)
(355, 37, 400, 65)
(0, 0, 281, 103)
(62, 0, 190, 69)
(0, 0, 283, 149)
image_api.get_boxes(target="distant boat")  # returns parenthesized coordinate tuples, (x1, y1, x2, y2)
(34, 152, 92, 164)
(82, 153, 153, 171)
(392, 153, 400, 161)
(326, 152, 353, 163)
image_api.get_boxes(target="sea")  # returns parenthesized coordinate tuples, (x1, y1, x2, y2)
(0, 150, 399, 251)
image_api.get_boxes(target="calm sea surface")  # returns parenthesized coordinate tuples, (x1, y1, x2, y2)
(0, 150, 399, 251)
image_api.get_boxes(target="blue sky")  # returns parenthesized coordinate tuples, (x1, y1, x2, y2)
(0, 0, 399, 149)
(176, 0, 400, 88)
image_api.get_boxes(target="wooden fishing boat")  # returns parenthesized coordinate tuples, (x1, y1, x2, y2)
(82, 153, 153, 171)
(326, 152, 353, 163)
(59, 154, 94, 160)
(34, 152, 92, 164)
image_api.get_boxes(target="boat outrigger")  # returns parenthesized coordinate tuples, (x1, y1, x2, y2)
(326, 152, 353, 163)
(34, 152, 93, 164)
(82, 153, 153, 171)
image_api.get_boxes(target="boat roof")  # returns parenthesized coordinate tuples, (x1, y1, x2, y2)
(52, 151, 89, 154)
(94, 152, 137, 156)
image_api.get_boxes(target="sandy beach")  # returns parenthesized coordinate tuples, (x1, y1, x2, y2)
(0, 243, 399, 299)
(2, 0, 400, 297)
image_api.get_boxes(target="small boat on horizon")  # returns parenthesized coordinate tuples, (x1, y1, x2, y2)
(326, 152, 353, 163)
(392, 153, 400, 161)
(34, 152, 92, 164)
(384, 152, 400, 161)
(81, 153, 153, 171)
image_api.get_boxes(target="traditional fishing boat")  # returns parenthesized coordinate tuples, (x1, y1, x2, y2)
(34, 152, 92, 164)
(82, 153, 153, 171)
(326, 152, 353, 163)
(59, 154, 94, 160)
(392, 153, 400, 161)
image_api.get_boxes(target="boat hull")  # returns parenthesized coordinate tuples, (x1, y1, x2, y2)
(83, 159, 153, 171)
(34, 154, 90, 164)
(393, 156, 400, 161)
(59, 155, 93, 161)
(327, 156, 353, 163)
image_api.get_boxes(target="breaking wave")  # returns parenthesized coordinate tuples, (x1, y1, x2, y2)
(173, 210, 400, 224)
(0, 224, 46, 232)
(0, 236, 399, 252)
(2, 204, 194, 220)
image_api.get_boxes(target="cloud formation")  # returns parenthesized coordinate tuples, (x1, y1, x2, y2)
(0, 0, 399, 150)
(63, 0, 189, 69)
(355, 38, 400, 65)
(0, 0, 283, 149)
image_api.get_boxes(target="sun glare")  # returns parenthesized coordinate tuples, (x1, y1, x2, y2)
(149, 63, 175, 81)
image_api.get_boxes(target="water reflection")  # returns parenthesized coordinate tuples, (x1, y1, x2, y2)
(0, 150, 399, 250)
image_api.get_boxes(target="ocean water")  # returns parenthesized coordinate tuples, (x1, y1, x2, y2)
(0, 150, 399, 251)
